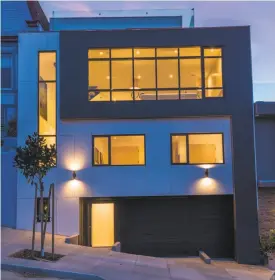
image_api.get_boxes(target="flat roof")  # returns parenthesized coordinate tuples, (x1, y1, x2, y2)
(255, 102, 275, 117)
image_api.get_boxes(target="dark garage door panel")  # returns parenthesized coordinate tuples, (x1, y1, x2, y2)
(119, 195, 234, 258)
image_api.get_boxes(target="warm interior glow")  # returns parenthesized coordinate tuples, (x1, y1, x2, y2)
(93, 135, 145, 166)
(92, 203, 114, 247)
(38, 52, 56, 155)
(172, 135, 187, 163)
(88, 47, 223, 102)
(189, 134, 223, 164)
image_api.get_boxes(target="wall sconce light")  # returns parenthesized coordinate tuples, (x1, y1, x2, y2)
(204, 168, 209, 178)
(72, 171, 76, 180)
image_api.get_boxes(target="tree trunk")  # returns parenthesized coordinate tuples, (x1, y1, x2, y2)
(31, 183, 38, 258)
(39, 179, 44, 257)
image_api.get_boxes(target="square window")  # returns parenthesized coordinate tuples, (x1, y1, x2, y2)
(1, 54, 12, 89)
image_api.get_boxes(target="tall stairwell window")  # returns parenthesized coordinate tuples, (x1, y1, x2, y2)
(38, 52, 57, 163)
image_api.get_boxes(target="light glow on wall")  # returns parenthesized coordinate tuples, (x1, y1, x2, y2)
(193, 177, 224, 195)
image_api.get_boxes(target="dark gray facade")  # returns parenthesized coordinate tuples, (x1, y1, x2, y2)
(60, 26, 260, 264)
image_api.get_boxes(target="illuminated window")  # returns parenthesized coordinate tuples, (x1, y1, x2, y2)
(180, 59, 201, 88)
(92, 135, 145, 166)
(134, 48, 155, 58)
(171, 135, 187, 164)
(171, 133, 224, 164)
(157, 48, 178, 57)
(88, 49, 110, 59)
(157, 59, 178, 88)
(111, 60, 133, 90)
(88, 46, 223, 101)
(134, 60, 155, 89)
(180, 47, 201, 57)
(38, 52, 56, 161)
(204, 48, 223, 98)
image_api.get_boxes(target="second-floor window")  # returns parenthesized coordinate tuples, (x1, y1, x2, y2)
(92, 135, 145, 166)
(171, 133, 224, 164)
(88, 47, 223, 102)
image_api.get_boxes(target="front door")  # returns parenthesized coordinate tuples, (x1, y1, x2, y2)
(91, 203, 114, 247)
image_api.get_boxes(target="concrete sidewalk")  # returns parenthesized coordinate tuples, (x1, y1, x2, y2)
(1, 227, 273, 280)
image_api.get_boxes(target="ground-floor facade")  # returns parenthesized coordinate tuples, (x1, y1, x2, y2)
(80, 195, 234, 258)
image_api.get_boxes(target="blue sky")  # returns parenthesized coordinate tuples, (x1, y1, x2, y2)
(41, 1, 275, 102)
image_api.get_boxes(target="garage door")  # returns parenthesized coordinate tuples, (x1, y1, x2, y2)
(119, 195, 234, 258)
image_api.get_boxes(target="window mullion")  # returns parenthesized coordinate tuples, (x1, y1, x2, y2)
(201, 47, 206, 99)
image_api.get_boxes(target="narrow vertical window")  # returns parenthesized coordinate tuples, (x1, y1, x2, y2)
(38, 52, 57, 162)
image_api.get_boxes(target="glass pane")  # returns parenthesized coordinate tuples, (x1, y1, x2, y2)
(204, 58, 223, 88)
(39, 52, 56, 81)
(135, 90, 156, 101)
(89, 91, 110, 102)
(111, 60, 133, 89)
(111, 135, 145, 165)
(180, 89, 202, 99)
(180, 47, 201, 56)
(180, 59, 201, 88)
(172, 135, 187, 163)
(89, 61, 110, 89)
(158, 90, 179, 100)
(111, 49, 132, 58)
(188, 134, 223, 164)
(134, 48, 155, 58)
(157, 48, 178, 57)
(204, 48, 222, 57)
(157, 59, 178, 88)
(93, 137, 109, 165)
(39, 82, 56, 135)
(43, 136, 56, 148)
(205, 89, 223, 98)
(88, 49, 110, 59)
(1, 54, 12, 88)
(134, 60, 155, 89)
(112, 91, 133, 101)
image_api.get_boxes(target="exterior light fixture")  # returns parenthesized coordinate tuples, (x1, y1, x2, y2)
(72, 171, 76, 180)
(205, 168, 209, 178)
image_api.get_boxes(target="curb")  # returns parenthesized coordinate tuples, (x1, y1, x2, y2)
(1, 263, 104, 280)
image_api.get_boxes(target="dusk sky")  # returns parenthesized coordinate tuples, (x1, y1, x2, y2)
(41, 1, 275, 102)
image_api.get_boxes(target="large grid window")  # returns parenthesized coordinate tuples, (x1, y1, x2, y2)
(88, 47, 223, 101)
(38, 52, 57, 162)
(171, 133, 224, 164)
(92, 135, 145, 166)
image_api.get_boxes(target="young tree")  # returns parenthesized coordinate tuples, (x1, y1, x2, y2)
(14, 132, 56, 258)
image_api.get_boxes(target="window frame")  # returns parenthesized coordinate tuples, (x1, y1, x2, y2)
(92, 134, 146, 167)
(38, 51, 57, 166)
(88, 46, 224, 102)
(170, 132, 225, 165)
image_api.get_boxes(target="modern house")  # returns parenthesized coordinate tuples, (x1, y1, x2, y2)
(14, 10, 261, 265)
(1, 0, 49, 228)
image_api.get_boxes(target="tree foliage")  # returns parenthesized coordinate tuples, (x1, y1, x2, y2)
(14, 132, 56, 184)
